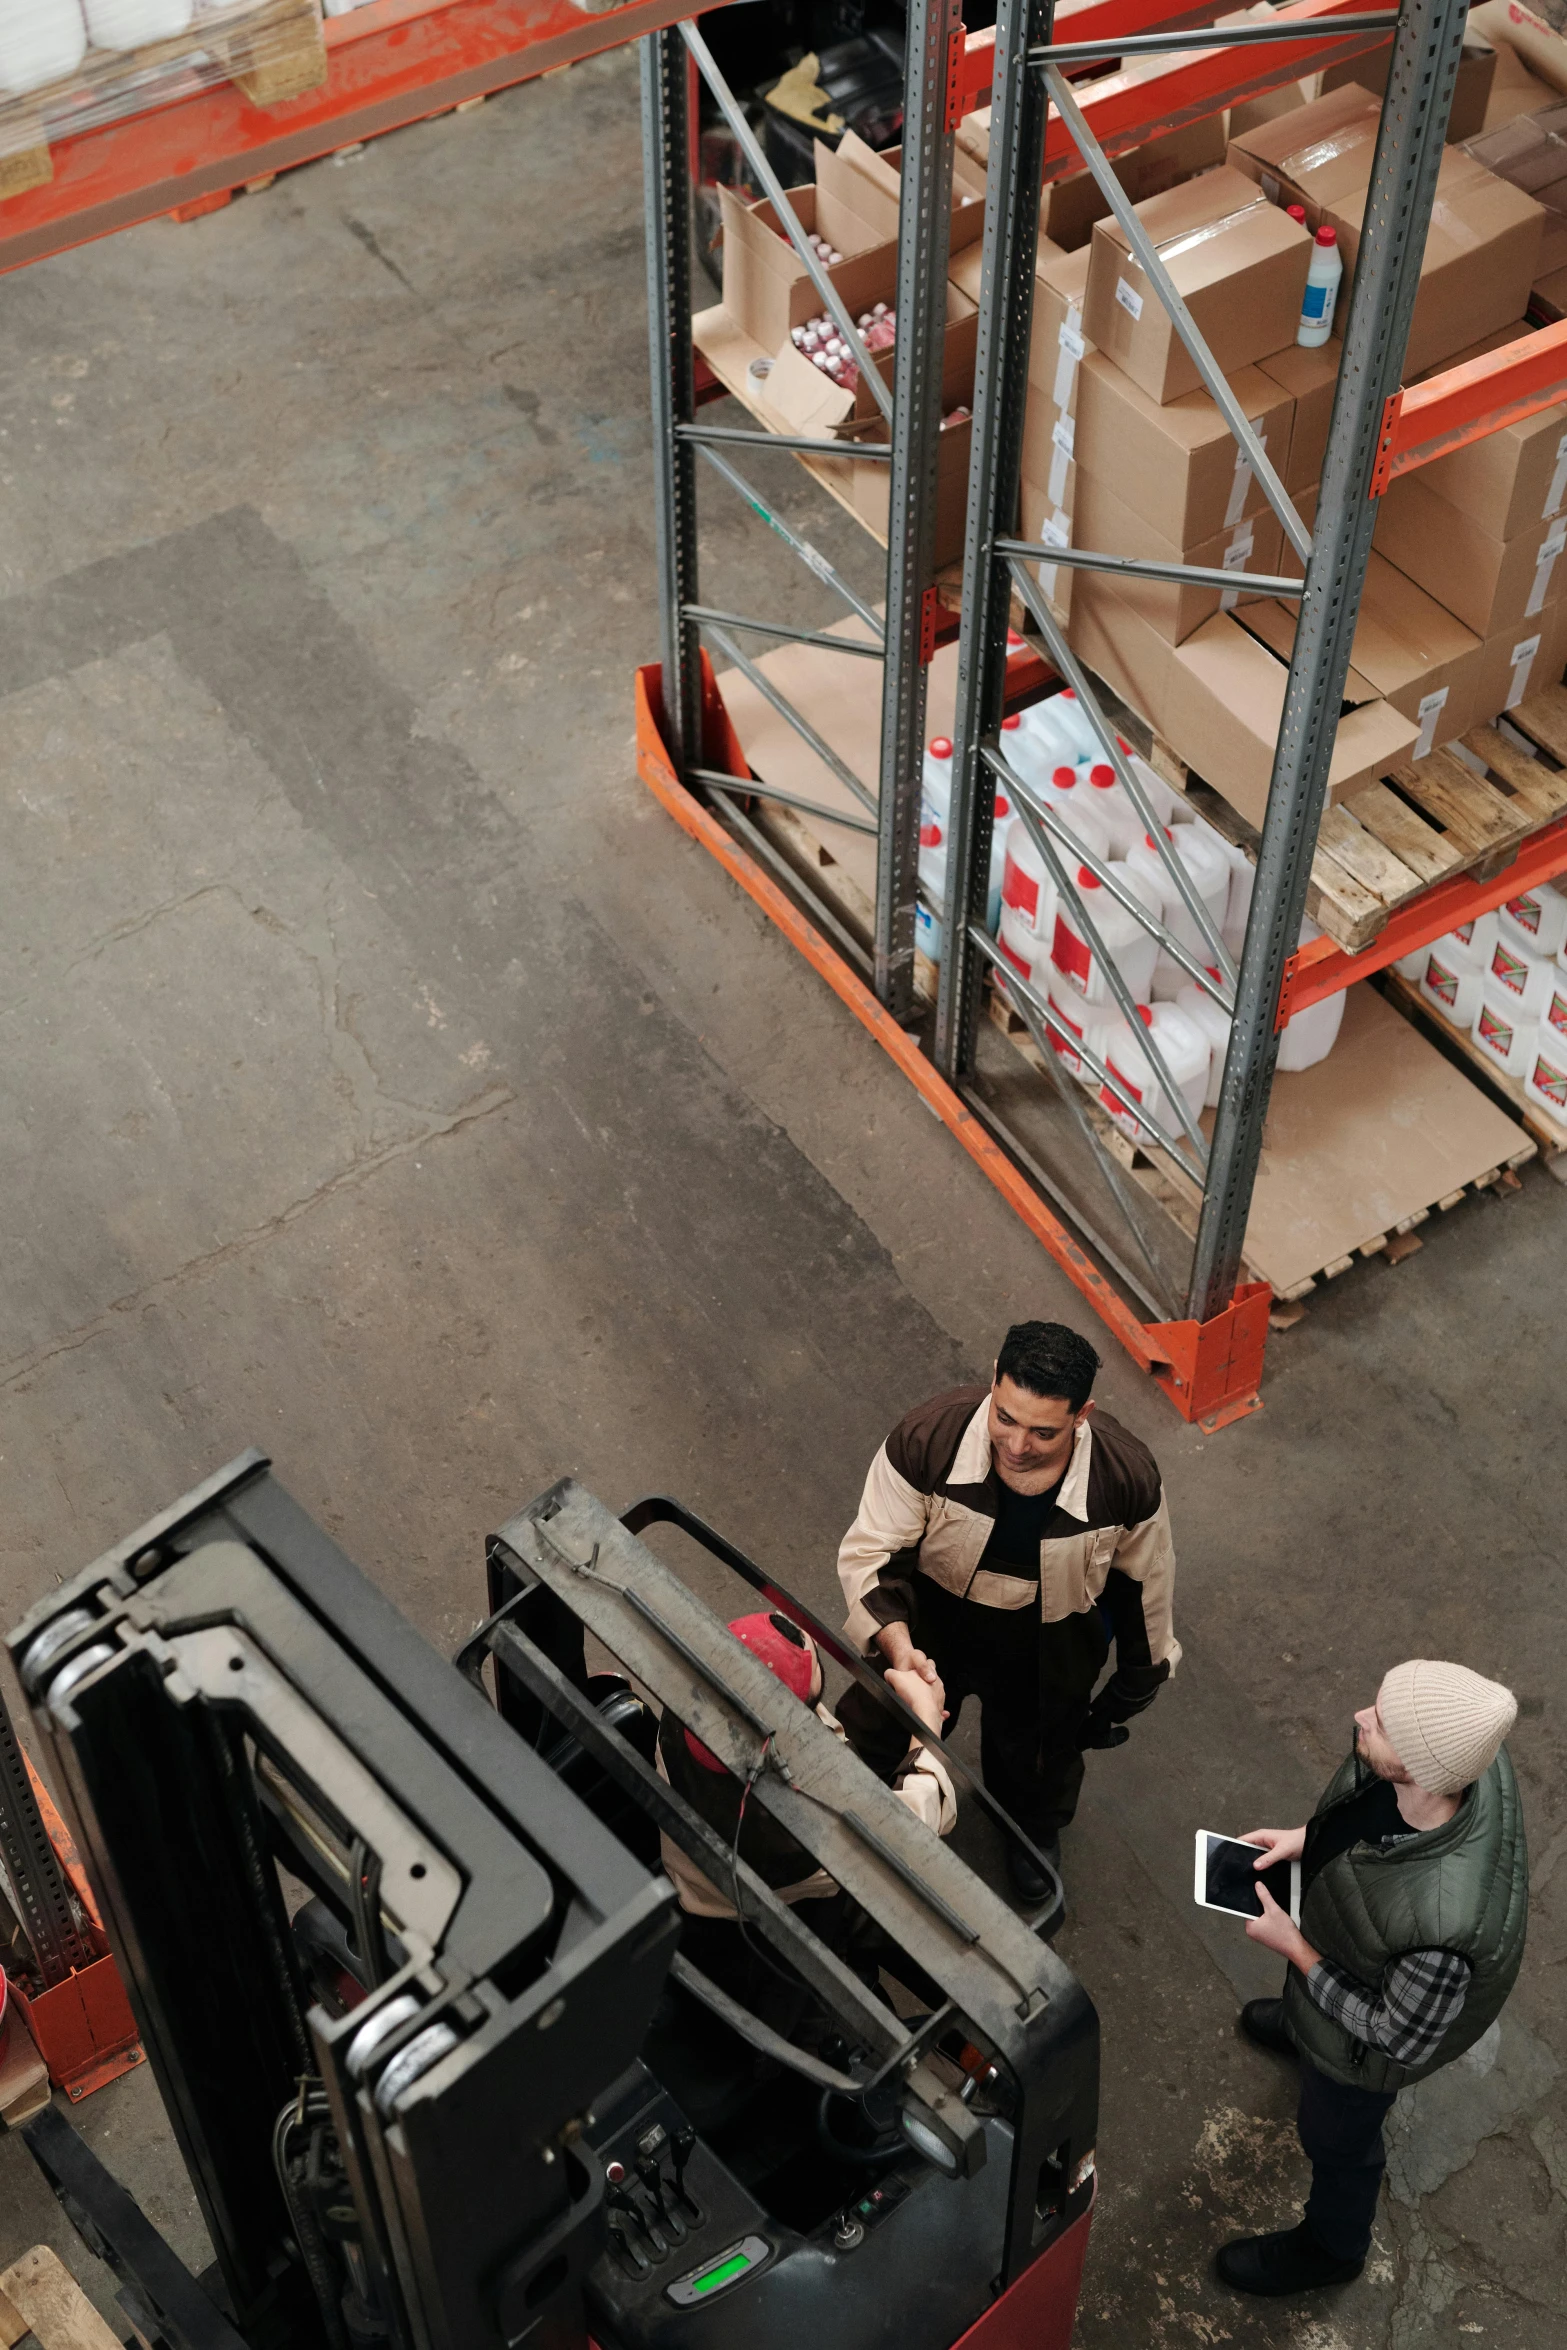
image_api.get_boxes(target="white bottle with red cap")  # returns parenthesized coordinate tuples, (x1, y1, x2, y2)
(1275, 918, 1347, 1070)
(1050, 688, 1102, 763)
(1000, 784, 1112, 955)
(1175, 976, 1232, 1110)
(1014, 696, 1080, 773)
(1051, 860, 1161, 1006)
(1128, 823, 1230, 993)
(918, 735, 954, 917)
(1098, 1002, 1211, 1147)
(1297, 226, 1343, 349)
(0, 0, 86, 91)
(1079, 754, 1143, 860)
(988, 722, 1020, 930)
(997, 901, 1049, 991)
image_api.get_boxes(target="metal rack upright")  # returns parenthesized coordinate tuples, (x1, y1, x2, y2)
(638, 0, 1567, 1425)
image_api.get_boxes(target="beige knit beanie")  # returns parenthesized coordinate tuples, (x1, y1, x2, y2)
(1379, 1660, 1518, 1795)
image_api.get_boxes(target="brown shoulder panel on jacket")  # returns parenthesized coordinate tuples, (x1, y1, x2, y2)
(885, 1385, 989, 1494)
(1084, 1410, 1162, 1525)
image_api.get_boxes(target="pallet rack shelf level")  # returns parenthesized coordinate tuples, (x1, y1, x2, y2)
(0, 0, 731, 274)
(641, 0, 1567, 1426)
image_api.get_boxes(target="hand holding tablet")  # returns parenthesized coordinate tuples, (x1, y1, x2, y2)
(1194, 1828, 1302, 1924)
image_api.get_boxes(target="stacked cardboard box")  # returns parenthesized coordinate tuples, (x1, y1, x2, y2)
(1369, 324, 1567, 720)
(1048, 167, 1422, 824)
(1227, 84, 1545, 376)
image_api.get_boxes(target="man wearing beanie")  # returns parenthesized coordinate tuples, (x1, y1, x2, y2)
(1215, 1660, 1527, 2298)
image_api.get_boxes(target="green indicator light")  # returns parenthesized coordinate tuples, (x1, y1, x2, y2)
(692, 2253, 751, 2296)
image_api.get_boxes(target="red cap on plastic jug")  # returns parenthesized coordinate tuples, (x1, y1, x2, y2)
(1089, 763, 1114, 787)
(1286, 204, 1306, 225)
(1052, 765, 1077, 788)
(1078, 867, 1100, 889)
(1315, 225, 1337, 247)
(1006, 629, 1025, 650)
(1136, 1004, 1153, 1027)
(930, 736, 953, 758)
(995, 794, 1011, 817)
(1001, 713, 1021, 730)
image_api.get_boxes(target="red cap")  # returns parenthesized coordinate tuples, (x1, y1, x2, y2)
(1006, 629, 1024, 649)
(1315, 225, 1337, 247)
(1078, 866, 1100, 889)
(930, 736, 953, 758)
(1116, 736, 1131, 754)
(1088, 763, 1114, 787)
(684, 1612, 818, 1772)
(1286, 204, 1306, 224)
(995, 794, 1011, 818)
(1001, 712, 1021, 730)
(1136, 1004, 1153, 1028)
(1051, 765, 1077, 788)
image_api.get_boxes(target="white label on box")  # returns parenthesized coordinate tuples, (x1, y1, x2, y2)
(1037, 508, 1070, 603)
(1526, 517, 1567, 617)
(1052, 414, 1075, 459)
(1260, 172, 1281, 203)
(1507, 632, 1543, 708)
(1051, 307, 1086, 410)
(1545, 432, 1567, 521)
(1048, 441, 1071, 505)
(1114, 277, 1143, 321)
(1220, 523, 1255, 612)
(1413, 686, 1449, 759)
(1225, 420, 1266, 529)
(1059, 320, 1086, 364)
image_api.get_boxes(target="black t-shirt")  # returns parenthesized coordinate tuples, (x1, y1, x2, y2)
(978, 1474, 1064, 1577)
(1302, 1774, 1412, 1894)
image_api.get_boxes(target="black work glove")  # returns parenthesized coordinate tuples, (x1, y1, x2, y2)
(1078, 1705, 1130, 1751)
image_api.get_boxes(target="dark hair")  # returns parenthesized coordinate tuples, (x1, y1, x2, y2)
(995, 1321, 1101, 1411)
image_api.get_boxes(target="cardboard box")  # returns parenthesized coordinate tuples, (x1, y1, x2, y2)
(1256, 337, 1341, 492)
(1022, 384, 1078, 515)
(1072, 470, 1285, 644)
(1321, 39, 1495, 142)
(1236, 552, 1483, 752)
(1069, 589, 1418, 824)
(818, 128, 985, 247)
(1073, 354, 1293, 544)
(1323, 147, 1544, 376)
(1472, 592, 1567, 716)
(1029, 245, 1092, 406)
(1373, 467, 1567, 637)
(1469, 1, 1567, 102)
(957, 108, 1224, 252)
(1475, 34, 1562, 128)
(1021, 473, 1074, 625)
(719, 182, 899, 356)
(1533, 258, 1567, 316)
(1083, 167, 1311, 403)
(1408, 322, 1567, 537)
(1227, 83, 1384, 226)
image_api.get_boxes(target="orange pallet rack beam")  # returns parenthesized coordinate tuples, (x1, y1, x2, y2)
(0, 0, 737, 275)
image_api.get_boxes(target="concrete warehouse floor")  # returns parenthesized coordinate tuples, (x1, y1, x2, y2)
(0, 45, 1564, 2350)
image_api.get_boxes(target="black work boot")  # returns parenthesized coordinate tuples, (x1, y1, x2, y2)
(1006, 1836, 1061, 1902)
(1240, 1997, 1296, 2056)
(1216, 2221, 1364, 2296)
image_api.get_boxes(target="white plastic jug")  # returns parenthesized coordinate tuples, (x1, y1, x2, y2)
(1419, 940, 1484, 1029)
(1175, 977, 1231, 1109)
(915, 896, 943, 969)
(1277, 986, 1345, 1070)
(84, 0, 192, 45)
(1045, 968, 1117, 1083)
(0, 0, 86, 92)
(1393, 945, 1431, 981)
(1472, 972, 1538, 1079)
(1542, 952, 1567, 1046)
(1498, 879, 1567, 962)
(1000, 817, 1055, 946)
(918, 737, 952, 912)
(1050, 687, 1101, 763)
(1126, 749, 1187, 833)
(1052, 860, 1161, 1006)
(1014, 697, 1080, 772)
(987, 744, 1017, 932)
(1099, 1002, 1211, 1148)
(998, 900, 1050, 990)
(1128, 825, 1228, 964)
(1523, 1029, 1567, 1126)
(1447, 910, 1501, 969)
(1079, 758, 1143, 860)
(1486, 929, 1558, 1019)
(1041, 766, 1114, 865)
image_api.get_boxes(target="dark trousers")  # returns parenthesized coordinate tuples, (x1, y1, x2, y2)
(914, 1580, 1087, 1838)
(1298, 2058, 1397, 2261)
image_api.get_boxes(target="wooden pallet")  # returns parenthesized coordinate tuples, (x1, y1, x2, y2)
(1092, 665, 1567, 954)
(1385, 970, 1567, 1162)
(988, 981, 1535, 1302)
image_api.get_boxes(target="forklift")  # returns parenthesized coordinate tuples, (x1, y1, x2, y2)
(7, 1452, 1097, 2350)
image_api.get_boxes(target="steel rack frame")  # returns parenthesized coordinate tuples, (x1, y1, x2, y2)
(640, 0, 1567, 1426)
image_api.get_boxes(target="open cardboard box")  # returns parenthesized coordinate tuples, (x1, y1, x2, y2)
(1227, 82, 1384, 225)
(956, 104, 1224, 253)
(1072, 470, 1284, 644)
(1235, 553, 1482, 753)
(719, 182, 899, 358)
(1073, 354, 1294, 544)
(1069, 586, 1417, 826)
(1319, 37, 1496, 141)
(1256, 337, 1341, 493)
(766, 311, 980, 567)
(1082, 166, 1310, 403)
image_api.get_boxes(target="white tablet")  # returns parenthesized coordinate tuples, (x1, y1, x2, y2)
(1194, 1830, 1301, 1925)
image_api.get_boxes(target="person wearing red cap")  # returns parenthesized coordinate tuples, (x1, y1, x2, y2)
(655, 1610, 955, 1925)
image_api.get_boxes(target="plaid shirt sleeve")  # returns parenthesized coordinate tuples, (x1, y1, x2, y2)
(1305, 1949, 1473, 2065)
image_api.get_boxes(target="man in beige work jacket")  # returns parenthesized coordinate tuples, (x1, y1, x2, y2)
(837, 1320, 1178, 1907)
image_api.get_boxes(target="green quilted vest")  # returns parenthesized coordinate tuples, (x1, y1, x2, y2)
(1282, 1741, 1528, 2092)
